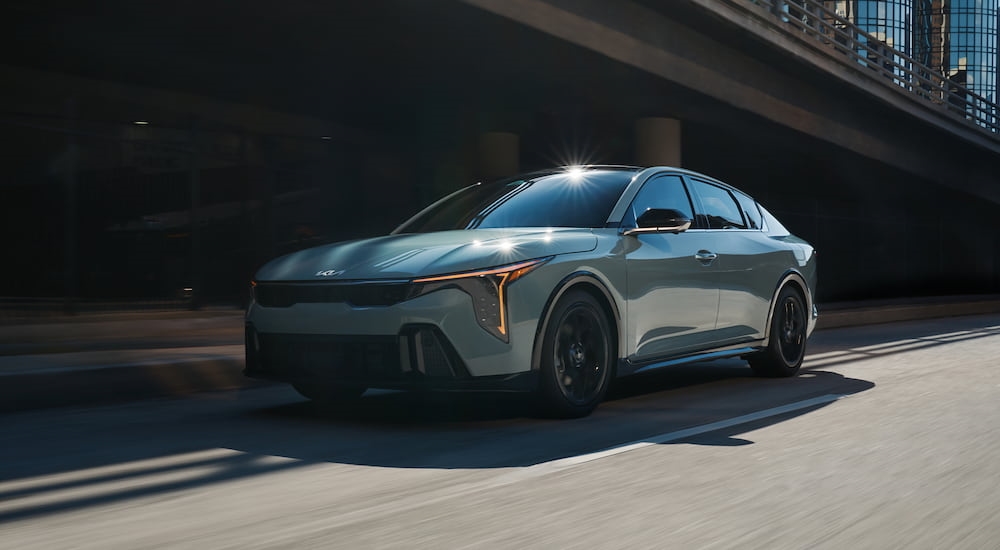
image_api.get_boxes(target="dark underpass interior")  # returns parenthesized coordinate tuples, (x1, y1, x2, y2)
(2, 0, 998, 302)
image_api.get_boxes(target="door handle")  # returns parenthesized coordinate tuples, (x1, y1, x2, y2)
(694, 250, 718, 263)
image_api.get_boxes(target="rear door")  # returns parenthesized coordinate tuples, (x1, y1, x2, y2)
(685, 178, 775, 343)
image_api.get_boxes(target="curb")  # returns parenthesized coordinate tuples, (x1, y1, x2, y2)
(816, 299, 1000, 330)
(0, 354, 263, 413)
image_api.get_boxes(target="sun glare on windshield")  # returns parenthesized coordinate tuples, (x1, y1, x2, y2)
(565, 166, 586, 180)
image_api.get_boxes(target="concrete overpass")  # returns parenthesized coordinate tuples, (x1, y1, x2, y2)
(465, 0, 1000, 201)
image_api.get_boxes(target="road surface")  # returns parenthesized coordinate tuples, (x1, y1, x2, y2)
(3, 314, 999, 549)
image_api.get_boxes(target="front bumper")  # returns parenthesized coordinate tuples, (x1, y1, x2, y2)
(244, 287, 539, 390)
(244, 324, 537, 391)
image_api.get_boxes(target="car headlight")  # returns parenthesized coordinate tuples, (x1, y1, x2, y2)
(412, 257, 551, 343)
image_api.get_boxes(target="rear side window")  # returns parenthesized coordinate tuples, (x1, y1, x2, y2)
(690, 179, 747, 229)
(734, 191, 762, 230)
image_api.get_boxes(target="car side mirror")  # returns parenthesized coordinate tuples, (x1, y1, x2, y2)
(624, 208, 692, 236)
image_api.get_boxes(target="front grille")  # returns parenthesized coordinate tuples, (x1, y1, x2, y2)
(245, 324, 470, 387)
(253, 332, 401, 381)
(255, 282, 412, 308)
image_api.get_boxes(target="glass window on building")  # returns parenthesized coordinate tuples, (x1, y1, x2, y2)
(948, 0, 998, 106)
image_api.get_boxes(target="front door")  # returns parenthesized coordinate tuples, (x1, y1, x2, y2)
(622, 174, 720, 363)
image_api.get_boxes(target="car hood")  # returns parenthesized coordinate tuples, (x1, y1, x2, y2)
(254, 228, 598, 281)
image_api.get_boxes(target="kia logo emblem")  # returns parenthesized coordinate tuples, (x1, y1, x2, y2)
(315, 269, 341, 277)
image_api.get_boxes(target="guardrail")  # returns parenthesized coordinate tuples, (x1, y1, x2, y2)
(733, 0, 1000, 136)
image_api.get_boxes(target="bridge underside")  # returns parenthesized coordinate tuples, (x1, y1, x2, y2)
(2, 0, 998, 301)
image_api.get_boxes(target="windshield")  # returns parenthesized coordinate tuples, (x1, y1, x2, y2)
(394, 169, 637, 234)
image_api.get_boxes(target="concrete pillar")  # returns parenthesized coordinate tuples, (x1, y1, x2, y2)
(635, 117, 682, 167)
(478, 131, 519, 180)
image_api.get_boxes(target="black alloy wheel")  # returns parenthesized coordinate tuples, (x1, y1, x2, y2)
(749, 286, 807, 377)
(538, 290, 614, 418)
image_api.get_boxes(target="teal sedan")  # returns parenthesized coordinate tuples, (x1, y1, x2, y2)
(245, 166, 817, 417)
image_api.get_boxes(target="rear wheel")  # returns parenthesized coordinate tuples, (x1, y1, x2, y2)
(292, 381, 367, 403)
(748, 286, 807, 377)
(537, 290, 614, 418)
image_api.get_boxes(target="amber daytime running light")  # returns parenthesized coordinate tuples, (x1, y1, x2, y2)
(413, 257, 551, 342)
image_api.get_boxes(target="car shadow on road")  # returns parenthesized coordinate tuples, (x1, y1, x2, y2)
(0, 363, 873, 525)
(260, 390, 535, 424)
(238, 361, 874, 468)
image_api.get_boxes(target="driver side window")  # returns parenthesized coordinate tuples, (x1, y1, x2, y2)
(627, 174, 694, 226)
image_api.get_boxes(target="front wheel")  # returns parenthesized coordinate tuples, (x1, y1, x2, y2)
(748, 286, 808, 377)
(537, 290, 615, 418)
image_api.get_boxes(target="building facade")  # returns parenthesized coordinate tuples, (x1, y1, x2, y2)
(942, 0, 998, 105)
(827, 0, 998, 106)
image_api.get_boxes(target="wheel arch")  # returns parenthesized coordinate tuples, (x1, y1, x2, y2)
(762, 271, 813, 346)
(530, 271, 623, 374)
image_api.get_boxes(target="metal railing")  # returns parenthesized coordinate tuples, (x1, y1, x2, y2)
(737, 0, 1000, 136)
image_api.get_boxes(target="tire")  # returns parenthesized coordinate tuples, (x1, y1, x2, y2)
(537, 290, 615, 418)
(292, 381, 367, 402)
(748, 286, 808, 377)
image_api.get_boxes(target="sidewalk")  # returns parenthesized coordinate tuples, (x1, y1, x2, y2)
(816, 294, 1000, 329)
(2, 296, 998, 412)
(0, 309, 249, 412)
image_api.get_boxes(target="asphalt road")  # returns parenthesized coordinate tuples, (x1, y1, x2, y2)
(3, 314, 1000, 549)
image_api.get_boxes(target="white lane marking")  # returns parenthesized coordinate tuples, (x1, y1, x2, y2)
(249, 393, 853, 535)
(108, 393, 847, 537)
(1, 395, 853, 531)
(497, 393, 847, 484)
